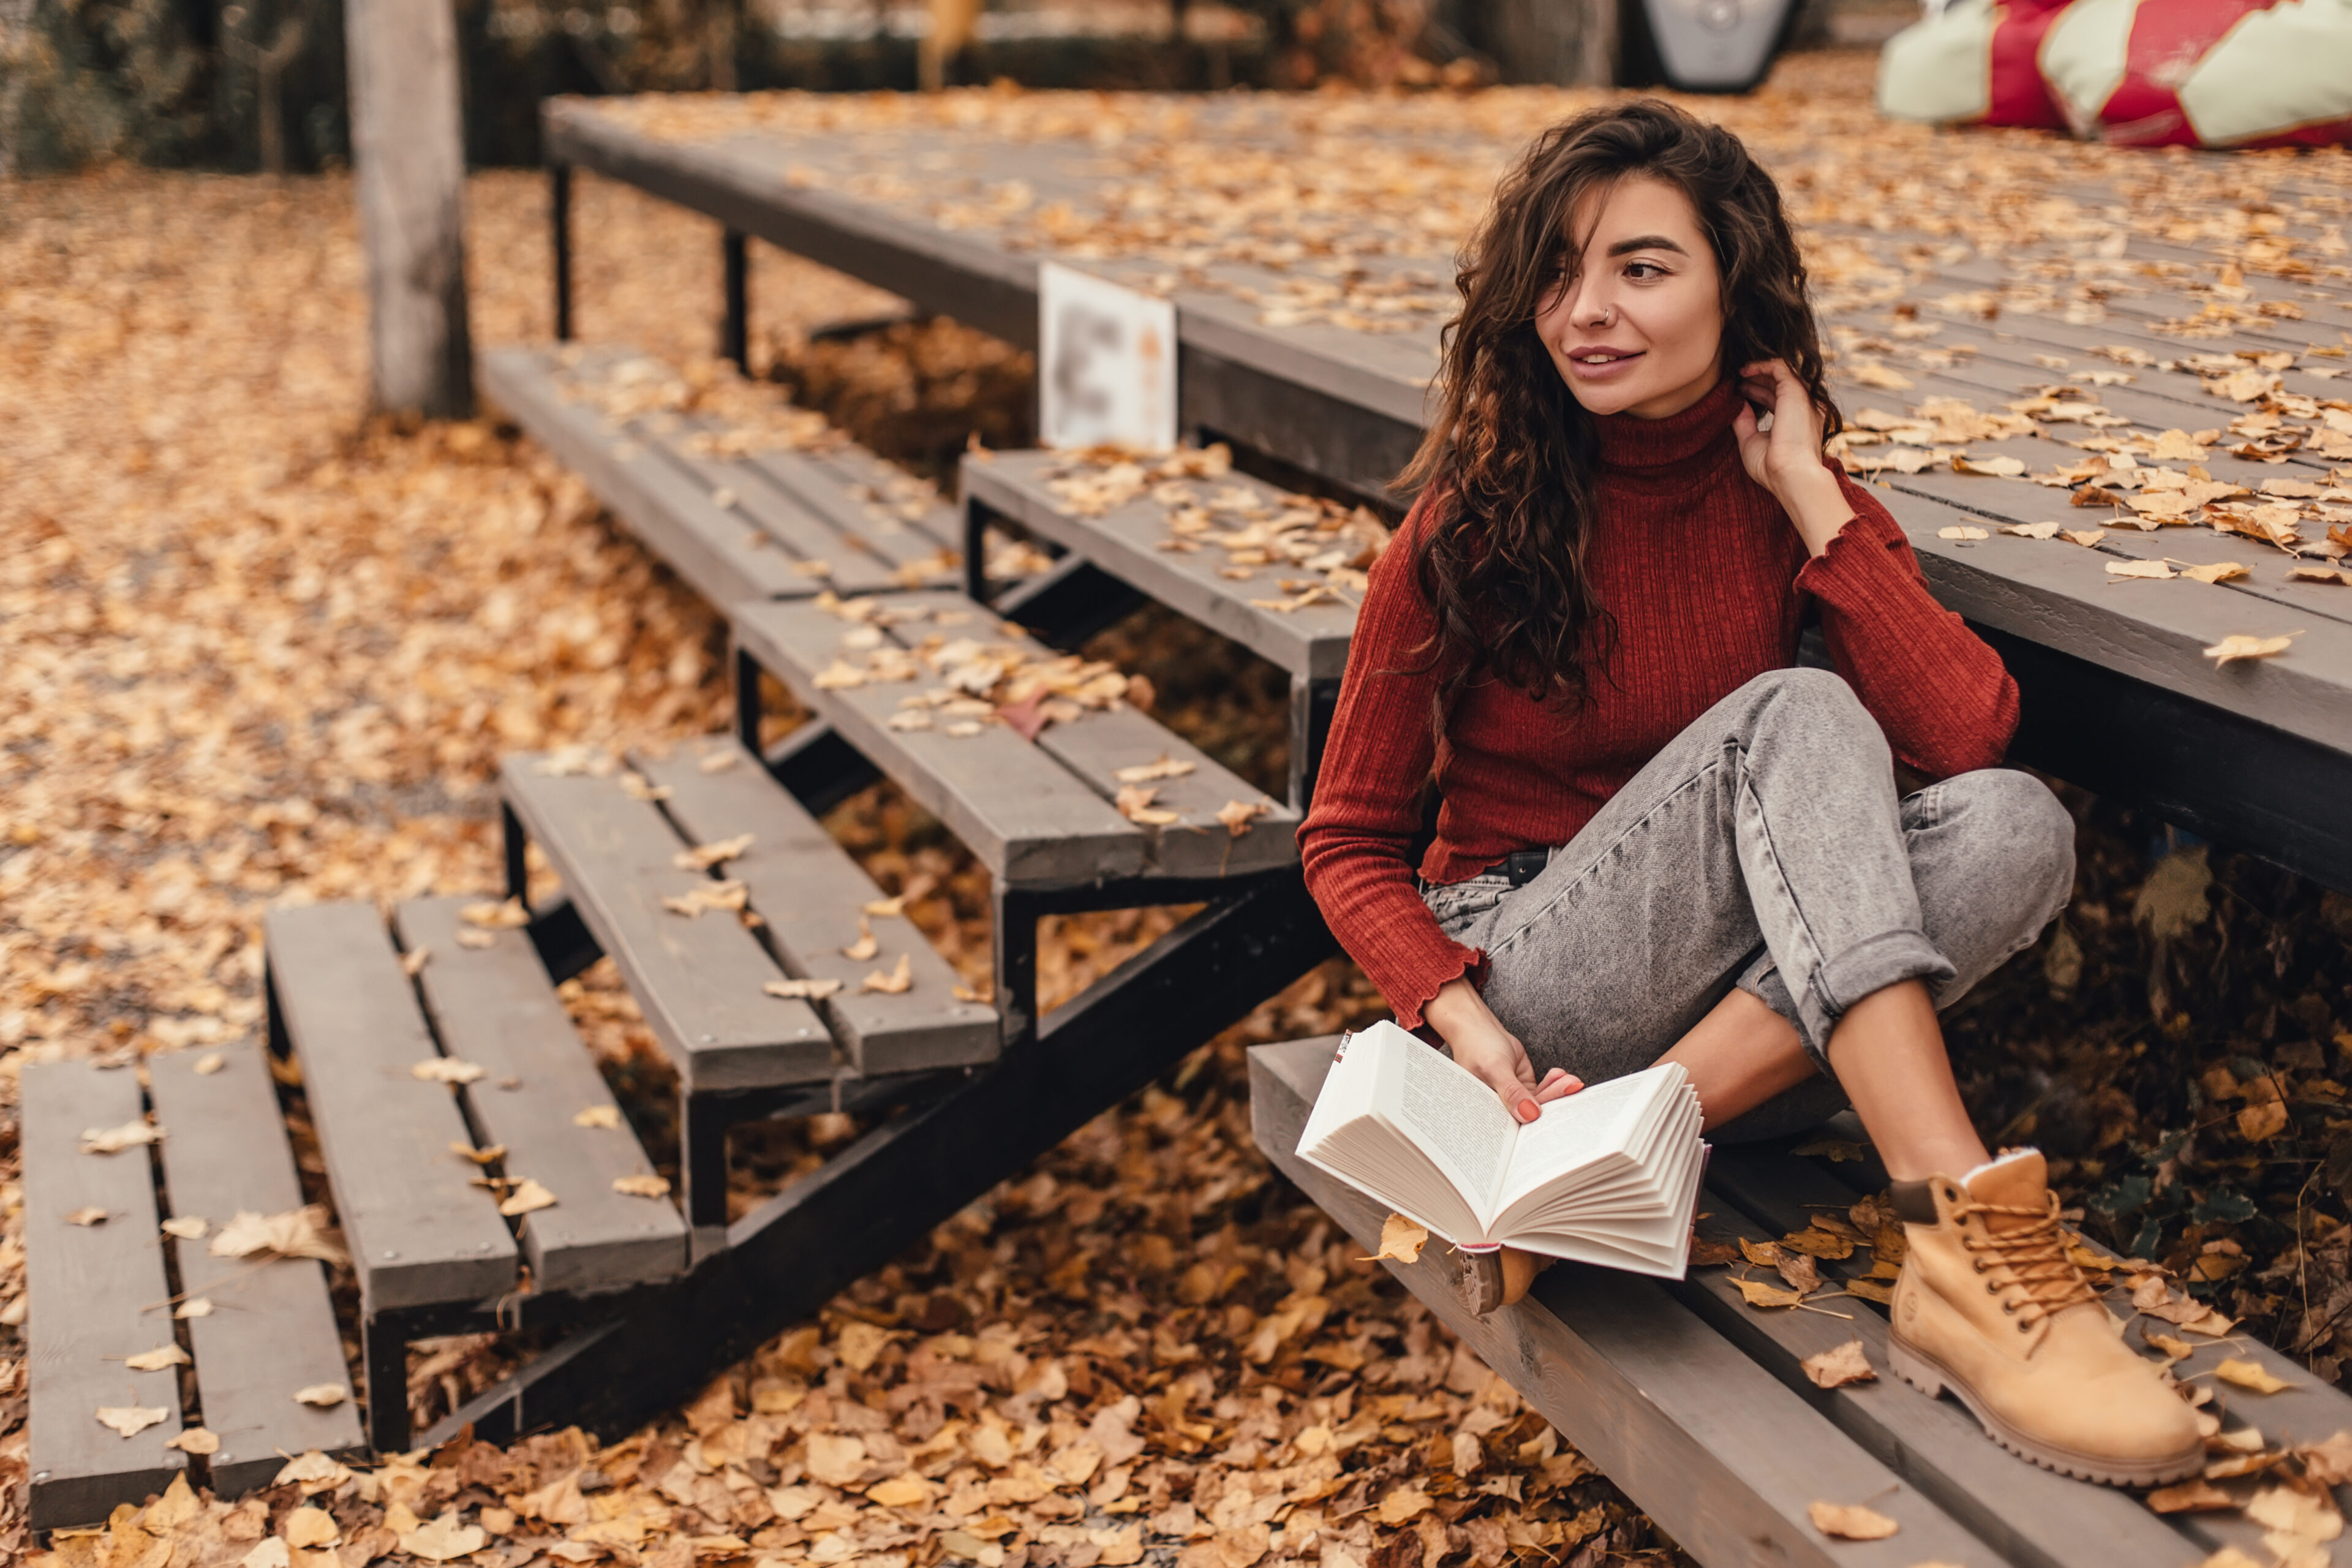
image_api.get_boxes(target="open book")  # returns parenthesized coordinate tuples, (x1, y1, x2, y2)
(1295, 1020, 1706, 1279)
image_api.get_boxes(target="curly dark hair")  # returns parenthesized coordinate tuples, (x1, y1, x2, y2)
(1397, 98, 1838, 734)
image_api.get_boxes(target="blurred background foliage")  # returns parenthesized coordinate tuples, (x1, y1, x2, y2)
(0, 0, 1850, 175)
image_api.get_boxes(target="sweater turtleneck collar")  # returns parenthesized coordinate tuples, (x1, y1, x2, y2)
(1589, 377, 1743, 473)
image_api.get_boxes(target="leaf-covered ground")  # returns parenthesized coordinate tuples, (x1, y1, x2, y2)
(8, 47, 2352, 1568)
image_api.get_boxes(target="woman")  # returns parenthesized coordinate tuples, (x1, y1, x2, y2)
(1297, 100, 2199, 1487)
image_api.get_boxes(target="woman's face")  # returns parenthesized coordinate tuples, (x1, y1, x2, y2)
(1534, 175, 1725, 421)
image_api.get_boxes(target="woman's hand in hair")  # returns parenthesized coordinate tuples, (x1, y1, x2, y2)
(1424, 977, 1583, 1123)
(1734, 358, 1856, 559)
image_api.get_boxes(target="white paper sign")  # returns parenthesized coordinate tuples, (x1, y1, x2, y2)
(1038, 261, 1177, 451)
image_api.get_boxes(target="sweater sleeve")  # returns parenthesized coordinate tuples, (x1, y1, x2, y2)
(1296, 495, 1487, 1029)
(1796, 469, 2019, 778)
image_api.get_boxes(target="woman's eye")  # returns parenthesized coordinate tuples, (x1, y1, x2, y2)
(1625, 260, 1666, 281)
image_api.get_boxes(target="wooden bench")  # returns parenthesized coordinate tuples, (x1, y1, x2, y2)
(1251, 1036, 2352, 1568)
(960, 449, 1357, 809)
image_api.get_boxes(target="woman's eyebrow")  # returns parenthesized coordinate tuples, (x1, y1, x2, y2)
(1606, 235, 1687, 257)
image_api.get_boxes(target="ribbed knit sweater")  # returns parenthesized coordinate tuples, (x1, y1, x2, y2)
(1297, 377, 2021, 1030)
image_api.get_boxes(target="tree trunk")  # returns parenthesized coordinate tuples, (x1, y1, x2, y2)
(344, 0, 473, 418)
(1464, 0, 1618, 86)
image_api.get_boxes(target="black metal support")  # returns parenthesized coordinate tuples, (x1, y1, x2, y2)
(502, 799, 530, 905)
(363, 1314, 409, 1453)
(412, 869, 1337, 1449)
(1288, 675, 1341, 815)
(681, 1092, 736, 1238)
(551, 163, 574, 342)
(992, 886, 1041, 1050)
(963, 493, 995, 605)
(733, 644, 764, 757)
(992, 554, 1147, 650)
(720, 228, 750, 372)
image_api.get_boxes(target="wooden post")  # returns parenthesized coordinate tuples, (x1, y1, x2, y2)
(1460, 0, 1618, 86)
(345, 0, 474, 418)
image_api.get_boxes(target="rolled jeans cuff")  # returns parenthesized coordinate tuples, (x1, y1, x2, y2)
(1798, 928, 1955, 1072)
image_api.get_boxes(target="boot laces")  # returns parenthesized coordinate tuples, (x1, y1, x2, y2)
(1954, 1193, 2099, 1324)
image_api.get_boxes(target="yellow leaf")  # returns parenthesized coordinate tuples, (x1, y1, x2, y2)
(160, 1215, 206, 1239)
(1112, 755, 1196, 785)
(175, 1297, 213, 1319)
(456, 927, 497, 949)
(94, 1405, 168, 1438)
(1216, 798, 1273, 838)
(764, 976, 844, 1000)
(165, 1427, 220, 1454)
(1937, 526, 1989, 541)
(2182, 562, 2249, 584)
(292, 1384, 349, 1408)
(572, 1105, 620, 1129)
(2147, 1480, 2237, 1513)
(412, 1058, 485, 1085)
(126, 1344, 190, 1371)
(1115, 783, 1180, 826)
(1360, 1213, 1429, 1265)
(2204, 631, 2301, 665)
(612, 1174, 671, 1199)
(449, 1142, 505, 1166)
(66, 1205, 108, 1226)
(843, 917, 880, 962)
(2215, 1358, 2293, 1394)
(673, 833, 754, 872)
(1778, 1227, 1857, 1260)
(193, 1052, 225, 1076)
(2146, 1332, 2195, 1361)
(1736, 1237, 1781, 1267)
(1953, 454, 2026, 477)
(499, 1178, 557, 1217)
(1807, 1501, 1898, 1540)
(862, 894, 908, 917)
(2106, 559, 2176, 580)
(1844, 1278, 1896, 1305)
(867, 1476, 933, 1509)
(2237, 1100, 2289, 1141)
(2060, 528, 2109, 548)
(1376, 1483, 1431, 1525)
(2000, 522, 2063, 538)
(861, 953, 914, 995)
(284, 1507, 339, 1550)
(81, 1119, 164, 1154)
(1800, 1340, 1875, 1389)
(461, 897, 529, 929)
(1735, 1278, 1805, 1310)
(401, 1512, 487, 1564)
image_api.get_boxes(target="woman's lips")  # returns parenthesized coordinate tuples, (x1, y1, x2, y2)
(1565, 347, 1645, 381)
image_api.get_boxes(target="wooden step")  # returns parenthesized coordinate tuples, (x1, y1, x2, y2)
(265, 902, 521, 1314)
(480, 345, 821, 610)
(393, 897, 690, 1293)
(1248, 1038, 2000, 1568)
(21, 1060, 187, 1530)
(731, 590, 1300, 886)
(146, 1041, 368, 1496)
(481, 343, 970, 606)
(961, 448, 1359, 680)
(500, 755, 835, 1093)
(632, 736, 998, 1076)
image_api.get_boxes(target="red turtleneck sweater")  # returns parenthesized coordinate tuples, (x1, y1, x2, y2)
(1297, 379, 2020, 1030)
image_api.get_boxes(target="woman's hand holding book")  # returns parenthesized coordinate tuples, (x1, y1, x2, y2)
(1423, 976, 1583, 1123)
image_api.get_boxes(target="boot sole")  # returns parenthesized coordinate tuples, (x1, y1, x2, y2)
(1886, 1332, 2205, 1489)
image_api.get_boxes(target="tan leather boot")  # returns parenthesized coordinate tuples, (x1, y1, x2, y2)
(1887, 1152, 2203, 1487)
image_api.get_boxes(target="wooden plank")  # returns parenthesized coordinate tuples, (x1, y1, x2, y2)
(393, 897, 690, 1292)
(500, 755, 837, 1090)
(146, 1041, 367, 1495)
(21, 1061, 186, 1529)
(648, 437, 903, 597)
(962, 451, 1358, 680)
(632, 736, 1001, 1074)
(731, 596, 1150, 885)
(480, 345, 817, 608)
(264, 902, 519, 1313)
(744, 447, 960, 578)
(1675, 1192, 2208, 1568)
(1247, 1039, 1998, 1568)
(814, 444, 966, 554)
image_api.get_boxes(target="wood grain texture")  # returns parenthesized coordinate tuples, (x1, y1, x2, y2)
(1247, 1039, 1996, 1568)
(264, 902, 519, 1313)
(748, 447, 960, 578)
(962, 451, 1357, 680)
(729, 595, 1148, 885)
(21, 1061, 186, 1529)
(649, 437, 902, 597)
(633, 737, 1000, 1073)
(500, 756, 836, 1090)
(146, 1041, 367, 1494)
(393, 898, 689, 1292)
(480, 346, 815, 607)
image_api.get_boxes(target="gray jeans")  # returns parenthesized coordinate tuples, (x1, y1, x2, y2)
(1422, 668, 2074, 1140)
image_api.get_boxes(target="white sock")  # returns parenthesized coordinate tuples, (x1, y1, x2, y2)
(1959, 1147, 2038, 1185)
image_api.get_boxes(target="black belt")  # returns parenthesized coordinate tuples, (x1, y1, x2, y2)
(1484, 849, 1554, 886)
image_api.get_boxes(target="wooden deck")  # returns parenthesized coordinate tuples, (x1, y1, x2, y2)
(545, 92, 2352, 888)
